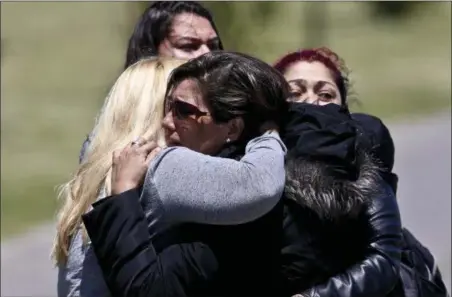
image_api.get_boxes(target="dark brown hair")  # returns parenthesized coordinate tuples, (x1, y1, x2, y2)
(166, 51, 290, 142)
(125, 1, 224, 69)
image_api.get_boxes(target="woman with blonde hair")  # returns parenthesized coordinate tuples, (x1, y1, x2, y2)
(54, 57, 186, 297)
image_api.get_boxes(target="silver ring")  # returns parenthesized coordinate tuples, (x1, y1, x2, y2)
(131, 137, 142, 146)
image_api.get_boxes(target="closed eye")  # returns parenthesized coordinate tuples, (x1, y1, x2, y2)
(178, 43, 199, 51)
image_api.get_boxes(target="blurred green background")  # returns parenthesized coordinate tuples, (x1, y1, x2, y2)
(1, 2, 451, 240)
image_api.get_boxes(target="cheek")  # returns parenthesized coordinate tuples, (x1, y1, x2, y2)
(174, 120, 192, 136)
(157, 41, 173, 57)
(197, 124, 229, 155)
(319, 99, 341, 106)
(174, 120, 205, 149)
(158, 42, 193, 59)
(172, 49, 198, 60)
(159, 42, 196, 59)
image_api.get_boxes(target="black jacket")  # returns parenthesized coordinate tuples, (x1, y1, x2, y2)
(82, 104, 403, 297)
(278, 103, 403, 297)
(82, 188, 283, 297)
(82, 189, 217, 297)
(280, 153, 402, 297)
(352, 112, 449, 297)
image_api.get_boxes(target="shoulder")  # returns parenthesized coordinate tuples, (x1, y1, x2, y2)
(352, 112, 395, 172)
(352, 113, 393, 148)
(352, 113, 386, 131)
(352, 113, 389, 142)
(284, 152, 382, 221)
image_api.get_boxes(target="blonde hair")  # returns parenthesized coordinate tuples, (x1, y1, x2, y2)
(52, 57, 185, 265)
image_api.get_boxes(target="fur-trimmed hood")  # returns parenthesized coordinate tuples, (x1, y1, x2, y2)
(284, 151, 382, 222)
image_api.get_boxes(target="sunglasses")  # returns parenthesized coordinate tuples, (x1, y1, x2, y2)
(167, 99, 209, 120)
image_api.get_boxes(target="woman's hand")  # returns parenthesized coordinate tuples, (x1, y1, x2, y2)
(111, 139, 162, 195)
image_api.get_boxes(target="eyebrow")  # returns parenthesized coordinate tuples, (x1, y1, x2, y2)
(288, 79, 337, 89)
(171, 36, 220, 43)
(288, 79, 307, 87)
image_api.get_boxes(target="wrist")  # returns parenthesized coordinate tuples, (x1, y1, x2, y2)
(112, 181, 138, 195)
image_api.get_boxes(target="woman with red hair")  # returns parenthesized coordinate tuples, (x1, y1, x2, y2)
(273, 47, 448, 297)
(274, 47, 350, 107)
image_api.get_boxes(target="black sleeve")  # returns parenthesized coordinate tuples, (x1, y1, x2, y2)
(82, 189, 219, 297)
(299, 182, 403, 297)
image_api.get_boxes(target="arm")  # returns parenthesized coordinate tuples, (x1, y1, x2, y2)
(82, 189, 219, 297)
(57, 230, 111, 297)
(143, 131, 287, 226)
(299, 182, 403, 297)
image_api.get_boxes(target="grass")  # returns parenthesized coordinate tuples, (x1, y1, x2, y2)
(204, 2, 451, 119)
(1, 2, 451, 240)
(1, 2, 143, 239)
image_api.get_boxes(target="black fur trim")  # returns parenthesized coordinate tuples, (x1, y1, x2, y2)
(284, 152, 382, 222)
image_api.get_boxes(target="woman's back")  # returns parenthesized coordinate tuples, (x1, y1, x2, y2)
(280, 159, 374, 294)
(178, 203, 284, 296)
(146, 144, 285, 296)
(279, 103, 384, 295)
(209, 203, 283, 296)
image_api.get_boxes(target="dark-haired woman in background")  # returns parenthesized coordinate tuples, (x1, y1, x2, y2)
(124, 1, 223, 67)
(80, 1, 223, 162)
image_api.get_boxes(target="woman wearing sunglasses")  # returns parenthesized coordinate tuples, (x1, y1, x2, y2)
(59, 51, 289, 297)
(79, 51, 402, 297)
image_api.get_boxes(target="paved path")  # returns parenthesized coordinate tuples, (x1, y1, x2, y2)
(392, 112, 451, 291)
(1, 112, 451, 296)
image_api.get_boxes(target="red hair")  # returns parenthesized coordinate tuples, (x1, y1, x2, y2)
(273, 47, 350, 105)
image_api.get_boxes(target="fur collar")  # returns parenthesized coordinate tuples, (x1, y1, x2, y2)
(284, 152, 382, 222)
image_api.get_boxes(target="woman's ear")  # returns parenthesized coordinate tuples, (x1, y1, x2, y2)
(226, 117, 244, 142)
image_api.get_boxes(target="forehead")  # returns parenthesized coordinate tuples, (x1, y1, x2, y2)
(170, 79, 204, 105)
(284, 61, 335, 85)
(169, 13, 217, 40)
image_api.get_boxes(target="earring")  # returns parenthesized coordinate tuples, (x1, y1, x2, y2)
(226, 138, 231, 143)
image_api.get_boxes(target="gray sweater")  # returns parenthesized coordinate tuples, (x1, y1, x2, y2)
(57, 131, 287, 297)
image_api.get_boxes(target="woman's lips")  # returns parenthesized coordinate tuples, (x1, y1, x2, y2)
(166, 133, 180, 146)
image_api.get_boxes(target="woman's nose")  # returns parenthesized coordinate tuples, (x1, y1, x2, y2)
(162, 111, 175, 132)
(303, 96, 320, 105)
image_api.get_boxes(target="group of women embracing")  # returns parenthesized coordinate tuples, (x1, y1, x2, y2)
(52, 2, 449, 297)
